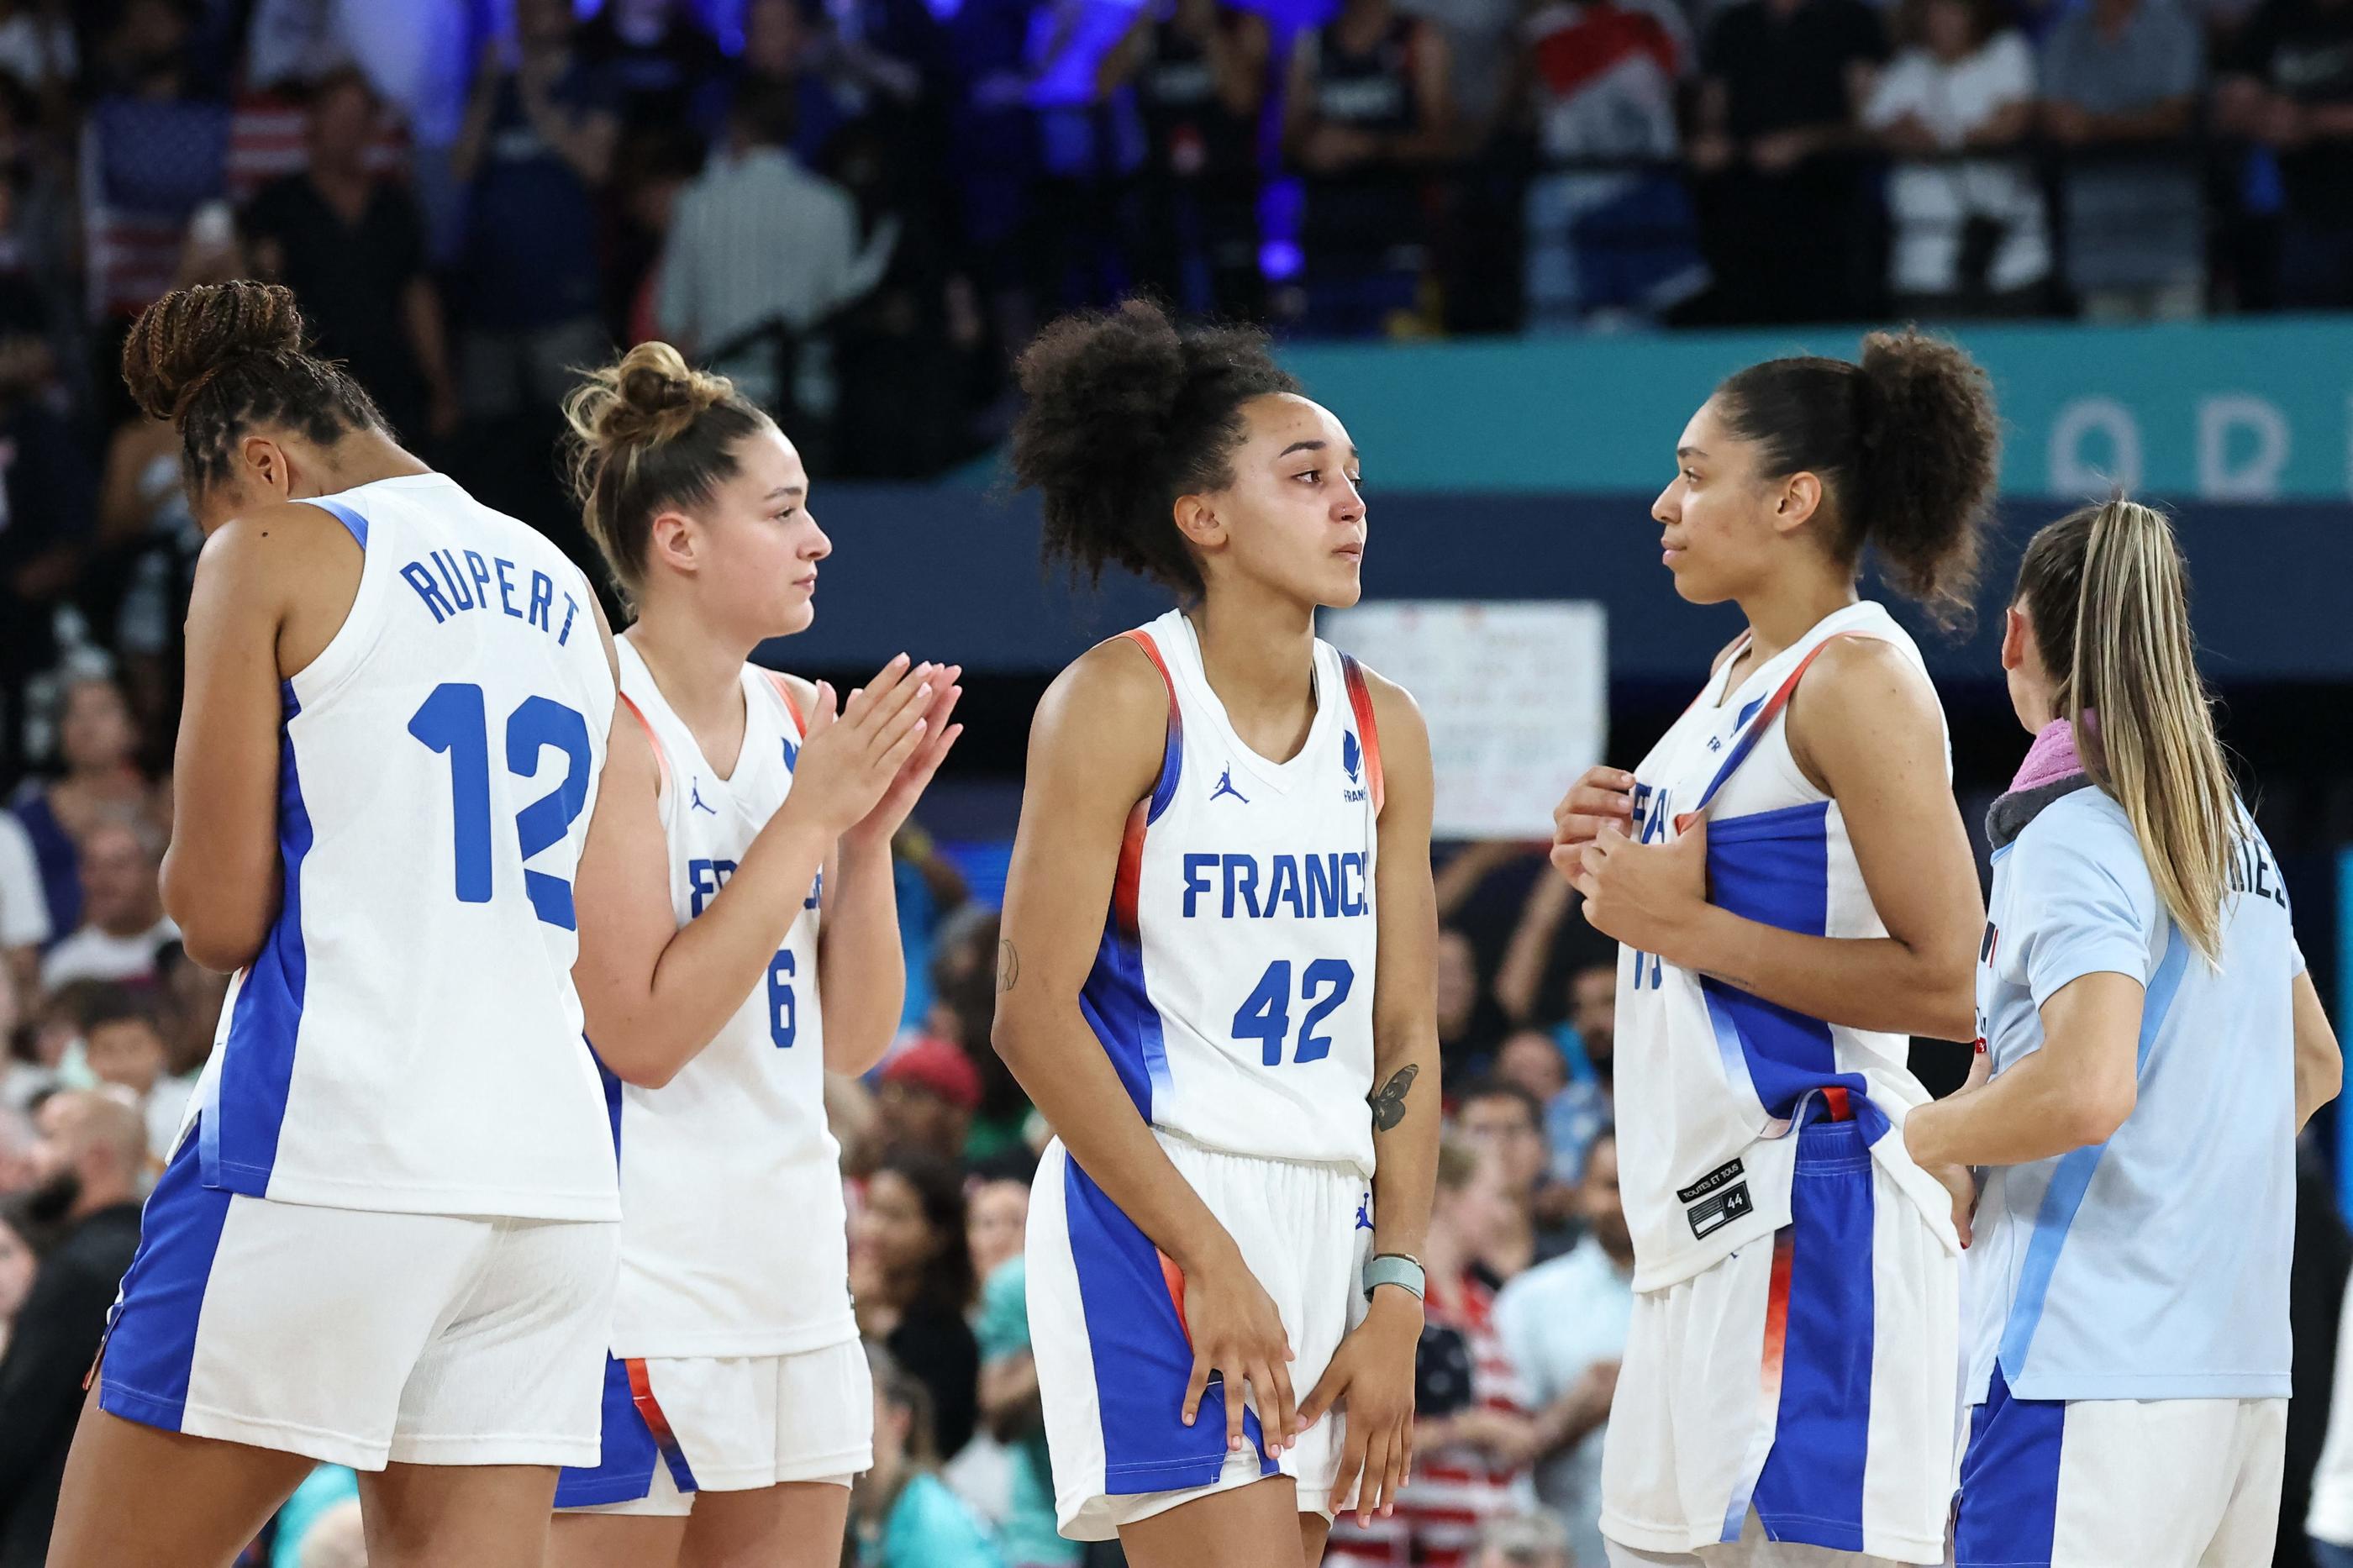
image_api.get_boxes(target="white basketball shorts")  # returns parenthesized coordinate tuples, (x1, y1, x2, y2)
(98, 1132, 617, 1470)
(1027, 1132, 1373, 1541)
(554, 1338, 875, 1513)
(1602, 1116, 1960, 1567)
(1955, 1368, 2285, 1568)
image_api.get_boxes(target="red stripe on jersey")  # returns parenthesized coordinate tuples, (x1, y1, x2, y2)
(1340, 655, 1385, 815)
(763, 670, 808, 733)
(619, 693, 671, 797)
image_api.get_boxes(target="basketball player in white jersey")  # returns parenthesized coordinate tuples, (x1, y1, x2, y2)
(547, 344, 959, 1568)
(51, 280, 623, 1567)
(1908, 500, 2341, 1568)
(992, 301, 1440, 1568)
(1551, 333, 2000, 1566)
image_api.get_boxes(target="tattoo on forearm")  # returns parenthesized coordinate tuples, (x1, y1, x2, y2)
(1368, 1065, 1418, 1131)
(997, 939, 1020, 994)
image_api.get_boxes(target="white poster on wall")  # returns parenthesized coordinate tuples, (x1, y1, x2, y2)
(1322, 601, 1608, 841)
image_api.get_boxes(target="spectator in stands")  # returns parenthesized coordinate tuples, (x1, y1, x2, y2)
(0, 3, 72, 94)
(1327, 1138, 1535, 1568)
(1284, 0, 1455, 335)
(1458, 1076, 1577, 1281)
(967, 1173, 1029, 1283)
(1496, 1028, 1567, 1105)
(1494, 1130, 1634, 1568)
(856, 1344, 1008, 1568)
(656, 76, 894, 444)
(692, 0, 867, 167)
(0, 1204, 33, 1360)
(2219, 0, 2353, 306)
(855, 1150, 981, 1459)
(245, 66, 460, 444)
(1438, 925, 1510, 1071)
(77, 984, 189, 1165)
(1687, 0, 1887, 322)
(875, 1035, 984, 1162)
(12, 671, 161, 942)
(1127, 0, 1271, 318)
(578, 0, 725, 133)
(2041, 0, 2206, 318)
(1548, 960, 1615, 1184)
(0, 1091, 145, 1568)
(450, 0, 618, 425)
(156, 941, 225, 1079)
(1863, 0, 2050, 313)
(38, 818, 174, 993)
(0, 377, 94, 789)
(81, 0, 234, 348)
(972, 1244, 1075, 1568)
(922, 906, 1029, 1159)
(1514, 0, 1708, 327)
(0, 813, 43, 1005)
(267, 1464, 362, 1568)
(1473, 1513, 1574, 1568)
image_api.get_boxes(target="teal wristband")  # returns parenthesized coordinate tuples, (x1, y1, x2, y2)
(1363, 1253, 1426, 1302)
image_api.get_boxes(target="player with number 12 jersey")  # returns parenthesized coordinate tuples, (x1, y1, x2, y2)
(61, 282, 623, 1568)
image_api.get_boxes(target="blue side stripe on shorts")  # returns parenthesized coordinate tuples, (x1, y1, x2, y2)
(1749, 1115, 1875, 1553)
(1065, 1156, 1273, 1494)
(1955, 1365, 2064, 1568)
(554, 1354, 664, 1508)
(1998, 926, 2190, 1380)
(205, 683, 314, 1193)
(95, 1126, 233, 1432)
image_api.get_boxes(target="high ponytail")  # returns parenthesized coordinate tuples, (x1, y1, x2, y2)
(2016, 500, 2239, 961)
(1715, 329, 2000, 627)
(561, 341, 775, 601)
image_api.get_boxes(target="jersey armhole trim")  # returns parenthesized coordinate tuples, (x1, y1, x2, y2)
(1120, 629, 1184, 826)
(1692, 630, 1878, 818)
(306, 498, 370, 550)
(619, 693, 672, 805)
(761, 670, 808, 736)
(1340, 653, 1385, 816)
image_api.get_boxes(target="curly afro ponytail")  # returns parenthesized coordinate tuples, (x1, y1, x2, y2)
(1010, 301, 1298, 596)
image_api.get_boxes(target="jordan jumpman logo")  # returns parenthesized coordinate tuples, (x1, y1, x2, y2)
(1209, 766, 1249, 805)
(690, 780, 718, 815)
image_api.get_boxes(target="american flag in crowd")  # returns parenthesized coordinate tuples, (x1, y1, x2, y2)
(81, 90, 410, 322)
(79, 96, 232, 320)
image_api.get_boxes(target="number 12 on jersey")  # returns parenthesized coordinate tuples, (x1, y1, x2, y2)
(409, 681, 592, 929)
(1233, 959, 1354, 1066)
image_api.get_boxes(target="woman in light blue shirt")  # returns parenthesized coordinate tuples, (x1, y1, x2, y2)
(1905, 498, 2343, 1568)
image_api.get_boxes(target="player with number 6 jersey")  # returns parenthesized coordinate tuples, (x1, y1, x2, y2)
(550, 344, 961, 1568)
(993, 302, 1441, 1568)
(55, 282, 624, 1568)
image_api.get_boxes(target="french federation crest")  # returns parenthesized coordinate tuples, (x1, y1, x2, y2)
(1343, 730, 1361, 783)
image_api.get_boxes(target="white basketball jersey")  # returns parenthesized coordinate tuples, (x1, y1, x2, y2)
(196, 472, 619, 1220)
(1083, 609, 1386, 1176)
(1614, 600, 1959, 1291)
(602, 638, 851, 1358)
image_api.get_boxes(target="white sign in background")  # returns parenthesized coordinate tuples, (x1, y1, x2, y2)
(1323, 601, 1608, 841)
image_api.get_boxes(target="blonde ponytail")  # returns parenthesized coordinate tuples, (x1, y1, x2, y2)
(2017, 500, 2239, 960)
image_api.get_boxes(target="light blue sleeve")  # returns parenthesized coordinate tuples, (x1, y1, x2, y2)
(2012, 808, 2161, 1008)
